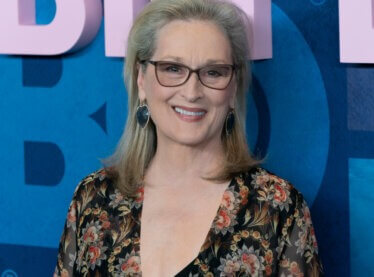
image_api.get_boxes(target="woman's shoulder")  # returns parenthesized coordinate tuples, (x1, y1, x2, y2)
(239, 166, 308, 214)
(241, 166, 298, 193)
(71, 168, 141, 210)
(72, 168, 113, 195)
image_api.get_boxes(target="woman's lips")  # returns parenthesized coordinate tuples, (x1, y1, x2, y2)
(172, 106, 207, 122)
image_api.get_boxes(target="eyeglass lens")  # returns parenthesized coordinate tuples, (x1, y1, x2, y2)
(155, 62, 233, 89)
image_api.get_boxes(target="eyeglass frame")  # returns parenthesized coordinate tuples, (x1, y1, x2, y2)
(139, 60, 236, 90)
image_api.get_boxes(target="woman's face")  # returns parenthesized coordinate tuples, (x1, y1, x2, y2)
(138, 20, 236, 148)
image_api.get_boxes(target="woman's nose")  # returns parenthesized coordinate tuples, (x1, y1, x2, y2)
(181, 72, 204, 102)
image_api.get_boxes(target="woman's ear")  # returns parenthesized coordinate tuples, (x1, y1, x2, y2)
(137, 63, 146, 102)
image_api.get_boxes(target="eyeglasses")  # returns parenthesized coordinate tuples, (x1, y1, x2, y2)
(140, 60, 236, 90)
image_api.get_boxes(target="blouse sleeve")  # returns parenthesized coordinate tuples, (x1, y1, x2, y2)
(54, 190, 80, 277)
(278, 192, 324, 276)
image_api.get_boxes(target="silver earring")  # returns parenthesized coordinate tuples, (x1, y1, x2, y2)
(225, 109, 235, 136)
(136, 103, 150, 128)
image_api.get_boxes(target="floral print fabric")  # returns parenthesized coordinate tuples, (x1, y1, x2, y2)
(54, 167, 323, 276)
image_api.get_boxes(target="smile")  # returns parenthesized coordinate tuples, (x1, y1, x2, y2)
(174, 107, 206, 116)
(172, 106, 207, 122)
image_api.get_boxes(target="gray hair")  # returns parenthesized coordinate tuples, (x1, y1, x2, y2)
(104, 0, 258, 196)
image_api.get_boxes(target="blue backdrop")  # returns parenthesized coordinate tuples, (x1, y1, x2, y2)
(1, 0, 373, 276)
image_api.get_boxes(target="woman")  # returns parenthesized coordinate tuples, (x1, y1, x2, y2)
(55, 0, 323, 276)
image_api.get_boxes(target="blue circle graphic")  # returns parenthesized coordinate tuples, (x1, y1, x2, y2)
(1, 269, 18, 277)
(248, 4, 330, 205)
(311, 0, 326, 6)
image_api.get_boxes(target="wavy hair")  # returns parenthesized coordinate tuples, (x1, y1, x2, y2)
(104, 0, 259, 196)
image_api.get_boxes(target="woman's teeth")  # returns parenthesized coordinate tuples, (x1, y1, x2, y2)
(174, 107, 206, 116)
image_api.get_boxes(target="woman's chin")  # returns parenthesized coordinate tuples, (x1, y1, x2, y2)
(162, 131, 220, 149)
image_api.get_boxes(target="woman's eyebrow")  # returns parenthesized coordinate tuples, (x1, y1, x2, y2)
(203, 59, 230, 65)
(157, 56, 184, 62)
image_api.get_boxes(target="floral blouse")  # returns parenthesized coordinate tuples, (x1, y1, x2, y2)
(54, 167, 323, 276)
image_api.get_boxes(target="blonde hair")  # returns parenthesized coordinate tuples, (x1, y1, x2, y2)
(104, 0, 259, 196)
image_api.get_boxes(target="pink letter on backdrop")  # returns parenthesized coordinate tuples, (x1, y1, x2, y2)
(339, 0, 374, 63)
(104, 0, 150, 57)
(0, 0, 102, 55)
(233, 0, 272, 60)
(104, 0, 272, 60)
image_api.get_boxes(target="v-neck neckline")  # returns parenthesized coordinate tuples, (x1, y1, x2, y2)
(133, 175, 237, 276)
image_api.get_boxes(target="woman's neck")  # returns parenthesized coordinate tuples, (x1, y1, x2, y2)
(145, 135, 225, 188)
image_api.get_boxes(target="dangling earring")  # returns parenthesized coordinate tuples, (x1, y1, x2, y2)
(136, 102, 150, 128)
(225, 109, 235, 136)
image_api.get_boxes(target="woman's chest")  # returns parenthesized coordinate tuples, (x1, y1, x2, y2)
(139, 186, 229, 276)
(139, 206, 220, 276)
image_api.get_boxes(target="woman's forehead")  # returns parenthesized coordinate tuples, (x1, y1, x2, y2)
(152, 19, 232, 64)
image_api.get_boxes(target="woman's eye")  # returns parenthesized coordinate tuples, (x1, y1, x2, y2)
(168, 66, 180, 72)
(207, 70, 222, 77)
(203, 66, 230, 78)
(161, 64, 182, 73)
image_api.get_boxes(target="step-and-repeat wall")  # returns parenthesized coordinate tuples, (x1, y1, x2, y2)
(0, 0, 373, 276)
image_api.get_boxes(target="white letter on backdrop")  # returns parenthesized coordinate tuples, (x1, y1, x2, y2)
(0, 0, 102, 55)
(339, 0, 374, 63)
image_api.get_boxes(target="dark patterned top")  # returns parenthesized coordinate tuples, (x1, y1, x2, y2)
(54, 167, 323, 276)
